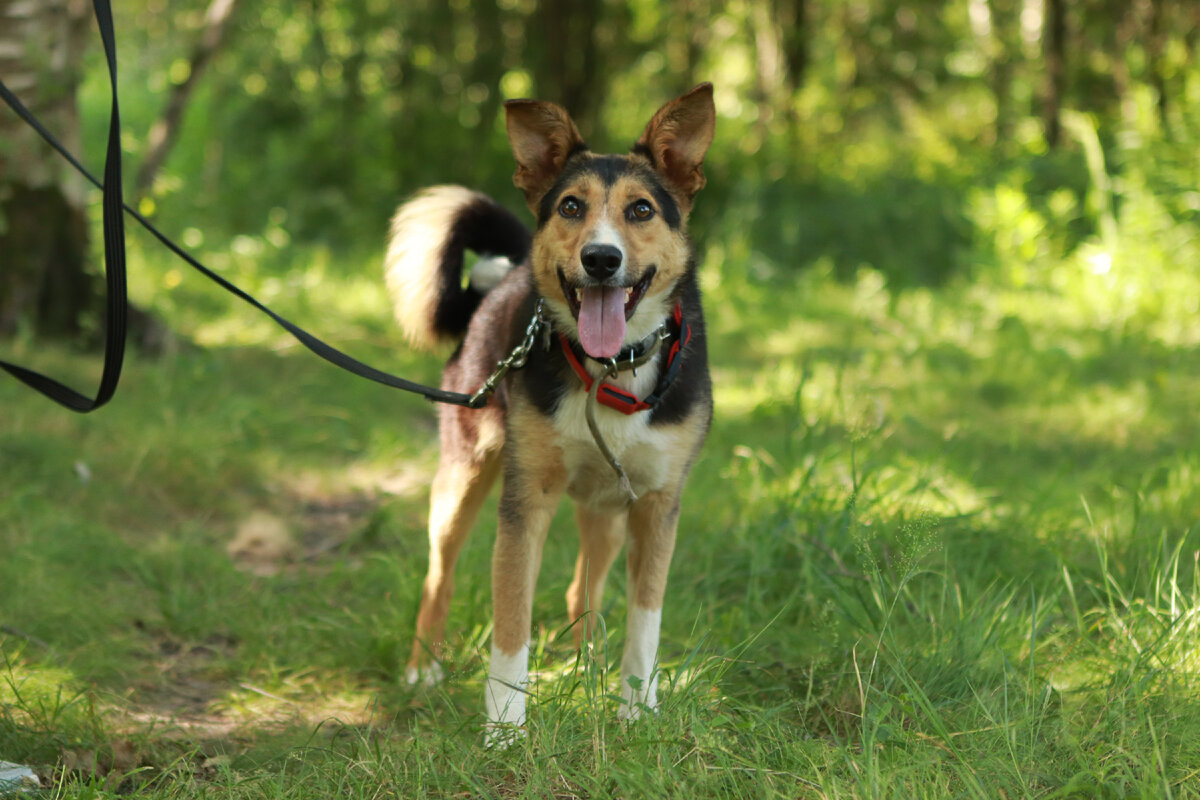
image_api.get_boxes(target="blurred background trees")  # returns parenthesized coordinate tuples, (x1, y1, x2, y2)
(3, 0, 1199, 337)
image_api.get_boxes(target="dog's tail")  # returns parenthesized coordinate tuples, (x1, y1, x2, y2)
(384, 185, 531, 351)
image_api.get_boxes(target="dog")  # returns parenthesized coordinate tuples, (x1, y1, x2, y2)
(383, 83, 715, 739)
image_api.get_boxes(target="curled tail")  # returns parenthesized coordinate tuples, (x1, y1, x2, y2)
(384, 185, 530, 351)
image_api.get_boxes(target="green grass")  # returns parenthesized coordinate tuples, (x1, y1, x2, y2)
(4, 177, 1200, 798)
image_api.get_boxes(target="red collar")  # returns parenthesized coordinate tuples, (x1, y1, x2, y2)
(559, 304, 691, 415)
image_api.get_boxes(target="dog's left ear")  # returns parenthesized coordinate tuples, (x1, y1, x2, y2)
(504, 99, 586, 210)
(634, 83, 716, 203)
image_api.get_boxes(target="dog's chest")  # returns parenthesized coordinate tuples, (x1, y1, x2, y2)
(551, 360, 672, 508)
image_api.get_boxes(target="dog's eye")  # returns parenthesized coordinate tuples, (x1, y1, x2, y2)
(628, 200, 655, 221)
(559, 196, 583, 219)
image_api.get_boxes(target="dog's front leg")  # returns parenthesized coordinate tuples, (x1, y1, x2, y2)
(485, 442, 565, 742)
(620, 486, 683, 721)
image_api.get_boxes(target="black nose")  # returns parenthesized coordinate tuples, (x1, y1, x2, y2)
(580, 244, 623, 280)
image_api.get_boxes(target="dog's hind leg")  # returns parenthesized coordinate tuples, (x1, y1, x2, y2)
(566, 507, 627, 649)
(406, 450, 501, 686)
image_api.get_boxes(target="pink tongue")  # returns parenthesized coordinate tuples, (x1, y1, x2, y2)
(577, 286, 627, 359)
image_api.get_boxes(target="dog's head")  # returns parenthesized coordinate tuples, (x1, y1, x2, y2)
(504, 84, 715, 360)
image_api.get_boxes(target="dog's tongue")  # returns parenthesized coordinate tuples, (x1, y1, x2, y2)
(577, 286, 626, 359)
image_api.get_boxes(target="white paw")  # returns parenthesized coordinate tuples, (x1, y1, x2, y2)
(619, 605, 662, 722)
(404, 660, 445, 687)
(484, 674, 528, 726)
(485, 643, 529, 742)
(483, 722, 527, 749)
(618, 673, 659, 722)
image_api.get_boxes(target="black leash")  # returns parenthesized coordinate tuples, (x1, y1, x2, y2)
(0, 0, 125, 412)
(0, 0, 480, 412)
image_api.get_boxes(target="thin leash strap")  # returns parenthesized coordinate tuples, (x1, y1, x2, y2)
(578, 333, 669, 503)
(0, 0, 481, 411)
(585, 360, 640, 503)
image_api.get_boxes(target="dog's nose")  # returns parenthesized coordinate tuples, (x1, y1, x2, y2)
(580, 244, 623, 280)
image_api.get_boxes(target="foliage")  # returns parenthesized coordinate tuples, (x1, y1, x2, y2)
(70, 0, 1197, 278)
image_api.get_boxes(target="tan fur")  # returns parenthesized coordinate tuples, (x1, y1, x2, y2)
(566, 506, 627, 646)
(491, 400, 569, 656)
(407, 454, 502, 682)
(627, 487, 685, 610)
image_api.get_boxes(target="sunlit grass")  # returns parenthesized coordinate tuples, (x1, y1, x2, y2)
(5, 151, 1200, 796)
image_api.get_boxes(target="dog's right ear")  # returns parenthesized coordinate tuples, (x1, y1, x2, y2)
(504, 99, 586, 210)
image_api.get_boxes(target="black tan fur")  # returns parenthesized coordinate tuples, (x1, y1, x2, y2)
(384, 84, 716, 740)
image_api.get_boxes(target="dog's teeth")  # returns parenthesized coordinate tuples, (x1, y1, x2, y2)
(575, 289, 583, 302)
(625, 288, 633, 301)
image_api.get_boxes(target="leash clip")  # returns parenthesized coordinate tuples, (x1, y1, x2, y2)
(468, 300, 547, 408)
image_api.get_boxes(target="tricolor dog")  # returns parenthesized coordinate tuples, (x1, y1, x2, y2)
(384, 83, 715, 739)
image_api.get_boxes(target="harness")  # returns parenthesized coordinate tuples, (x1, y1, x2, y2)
(558, 303, 692, 416)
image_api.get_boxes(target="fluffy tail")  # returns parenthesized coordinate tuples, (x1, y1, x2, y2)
(384, 185, 530, 350)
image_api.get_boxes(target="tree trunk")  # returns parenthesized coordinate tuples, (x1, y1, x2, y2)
(776, 0, 809, 92)
(664, 0, 711, 95)
(530, 0, 602, 135)
(750, 0, 785, 128)
(1111, 2, 1136, 126)
(1145, 0, 1169, 131)
(986, 0, 1022, 148)
(1042, 0, 1067, 149)
(0, 0, 96, 339)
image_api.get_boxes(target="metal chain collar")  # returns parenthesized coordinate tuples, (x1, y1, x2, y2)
(467, 299, 550, 408)
(468, 297, 673, 504)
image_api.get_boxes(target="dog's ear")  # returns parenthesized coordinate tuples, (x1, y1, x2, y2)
(633, 83, 716, 203)
(504, 99, 586, 209)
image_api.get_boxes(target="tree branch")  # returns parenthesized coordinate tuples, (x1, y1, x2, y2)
(134, 0, 241, 198)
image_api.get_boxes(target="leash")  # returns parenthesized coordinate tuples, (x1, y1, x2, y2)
(0, 0, 483, 412)
(584, 341, 663, 503)
(0, 0, 125, 412)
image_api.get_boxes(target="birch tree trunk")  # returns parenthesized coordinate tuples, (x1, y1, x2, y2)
(0, 0, 97, 338)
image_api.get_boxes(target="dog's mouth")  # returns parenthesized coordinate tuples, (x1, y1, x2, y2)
(558, 266, 656, 359)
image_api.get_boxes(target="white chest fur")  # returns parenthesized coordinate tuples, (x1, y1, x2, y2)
(551, 352, 673, 509)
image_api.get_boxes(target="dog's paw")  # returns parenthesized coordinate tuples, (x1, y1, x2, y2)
(483, 722, 527, 749)
(618, 674, 659, 722)
(404, 660, 445, 687)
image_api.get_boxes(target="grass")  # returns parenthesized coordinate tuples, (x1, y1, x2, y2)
(3, 172, 1200, 799)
